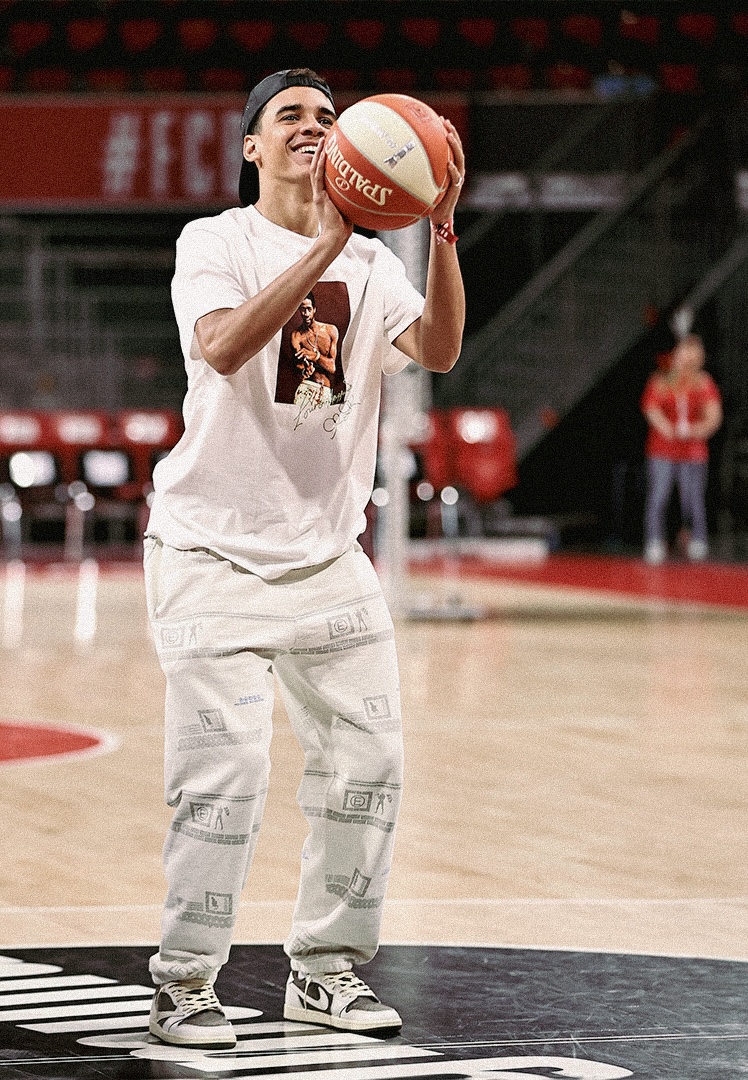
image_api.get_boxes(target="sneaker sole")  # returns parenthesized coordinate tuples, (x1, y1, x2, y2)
(283, 1003, 401, 1032)
(149, 1018, 237, 1049)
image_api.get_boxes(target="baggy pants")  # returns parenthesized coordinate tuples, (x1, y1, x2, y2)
(143, 538, 403, 986)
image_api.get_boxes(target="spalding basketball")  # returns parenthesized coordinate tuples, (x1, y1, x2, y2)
(324, 94, 451, 231)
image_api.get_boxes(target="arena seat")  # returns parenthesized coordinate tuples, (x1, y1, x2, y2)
(446, 408, 518, 505)
(660, 63, 700, 93)
(401, 17, 442, 49)
(487, 63, 534, 92)
(177, 18, 220, 53)
(676, 13, 718, 46)
(118, 18, 163, 54)
(457, 18, 497, 49)
(0, 410, 181, 556)
(66, 17, 108, 53)
(26, 68, 73, 92)
(344, 19, 386, 49)
(618, 12, 660, 46)
(510, 17, 550, 51)
(8, 19, 53, 56)
(228, 20, 276, 52)
(199, 67, 246, 92)
(411, 408, 518, 506)
(561, 14, 604, 48)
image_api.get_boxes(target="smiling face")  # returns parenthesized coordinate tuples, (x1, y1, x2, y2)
(243, 86, 336, 190)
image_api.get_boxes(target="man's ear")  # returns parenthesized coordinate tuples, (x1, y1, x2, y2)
(243, 133, 260, 164)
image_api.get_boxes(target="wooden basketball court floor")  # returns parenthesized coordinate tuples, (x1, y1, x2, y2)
(1, 550, 747, 1078)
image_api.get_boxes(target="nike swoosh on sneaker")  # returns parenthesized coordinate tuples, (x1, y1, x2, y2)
(299, 983, 331, 1011)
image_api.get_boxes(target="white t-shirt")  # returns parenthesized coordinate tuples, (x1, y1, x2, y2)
(147, 205, 425, 579)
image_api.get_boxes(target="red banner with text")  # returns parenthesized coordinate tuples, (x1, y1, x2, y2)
(0, 93, 468, 209)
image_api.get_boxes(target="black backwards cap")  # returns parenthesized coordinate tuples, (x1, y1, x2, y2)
(239, 69, 335, 207)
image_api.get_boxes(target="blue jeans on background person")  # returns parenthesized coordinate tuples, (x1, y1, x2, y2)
(644, 456, 708, 562)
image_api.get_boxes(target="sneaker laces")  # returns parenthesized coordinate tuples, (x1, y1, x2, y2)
(163, 980, 224, 1016)
(311, 971, 378, 1006)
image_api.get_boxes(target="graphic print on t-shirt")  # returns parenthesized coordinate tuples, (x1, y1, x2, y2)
(275, 282, 351, 414)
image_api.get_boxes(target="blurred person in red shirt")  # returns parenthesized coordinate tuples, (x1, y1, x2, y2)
(640, 333, 722, 565)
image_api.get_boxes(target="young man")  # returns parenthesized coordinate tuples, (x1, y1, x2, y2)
(144, 68, 465, 1049)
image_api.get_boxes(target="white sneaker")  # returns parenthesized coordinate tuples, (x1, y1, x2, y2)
(644, 539, 666, 565)
(149, 978, 236, 1048)
(687, 539, 708, 561)
(284, 970, 402, 1032)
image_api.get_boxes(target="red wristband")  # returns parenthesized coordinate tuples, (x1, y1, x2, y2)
(431, 219, 458, 245)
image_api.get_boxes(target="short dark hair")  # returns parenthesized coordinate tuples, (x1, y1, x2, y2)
(248, 68, 327, 135)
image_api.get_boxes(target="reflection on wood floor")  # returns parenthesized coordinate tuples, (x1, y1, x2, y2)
(1, 557, 746, 960)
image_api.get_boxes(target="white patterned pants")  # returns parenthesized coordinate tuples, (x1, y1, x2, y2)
(143, 538, 403, 985)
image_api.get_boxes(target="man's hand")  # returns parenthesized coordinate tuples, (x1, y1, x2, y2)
(311, 138, 353, 254)
(429, 117, 465, 225)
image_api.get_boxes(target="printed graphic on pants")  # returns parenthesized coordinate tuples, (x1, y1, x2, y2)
(274, 282, 351, 416)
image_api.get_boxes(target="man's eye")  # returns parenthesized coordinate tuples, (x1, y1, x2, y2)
(320, 117, 334, 126)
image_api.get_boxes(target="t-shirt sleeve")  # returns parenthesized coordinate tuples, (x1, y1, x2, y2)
(171, 222, 247, 363)
(701, 373, 722, 404)
(640, 375, 661, 413)
(376, 241, 426, 375)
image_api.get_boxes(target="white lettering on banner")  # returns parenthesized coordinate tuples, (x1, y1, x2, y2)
(183, 111, 215, 198)
(102, 113, 141, 196)
(150, 111, 176, 197)
(221, 110, 243, 199)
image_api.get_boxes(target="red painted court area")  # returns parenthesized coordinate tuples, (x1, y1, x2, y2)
(413, 553, 748, 610)
(0, 722, 105, 763)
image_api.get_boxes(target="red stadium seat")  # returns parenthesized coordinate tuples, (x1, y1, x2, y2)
(660, 63, 700, 93)
(510, 17, 550, 51)
(457, 18, 497, 48)
(177, 18, 220, 53)
(435, 68, 476, 91)
(618, 12, 660, 46)
(375, 67, 418, 91)
(26, 68, 73, 92)
(119, 18, 163, 53)
(561, 14, 603, 48)
(9, 20, 52, 56)
(401, 17, 441, 49)
(141, 68, 188, 92)
(488, 64, 533, 92)
(316, 68, 360, 92)
(676, 13, 717, 45)
(228, 20, 275, 51)
(199, 68, 246, 92)
(344, 19, 386, 49)
(287, 21, 330, 50)
(66, 17, 107, 52)
(410, 409, 518, 506)
(0, 67, 13, 91)
(545, 62, 593, 92)
(732, 14, 748, 36)
(446, 409, 518, 504)
(84, 68, 132, 92)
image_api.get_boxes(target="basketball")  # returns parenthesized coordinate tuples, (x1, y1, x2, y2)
(323, 94, 451, 231)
